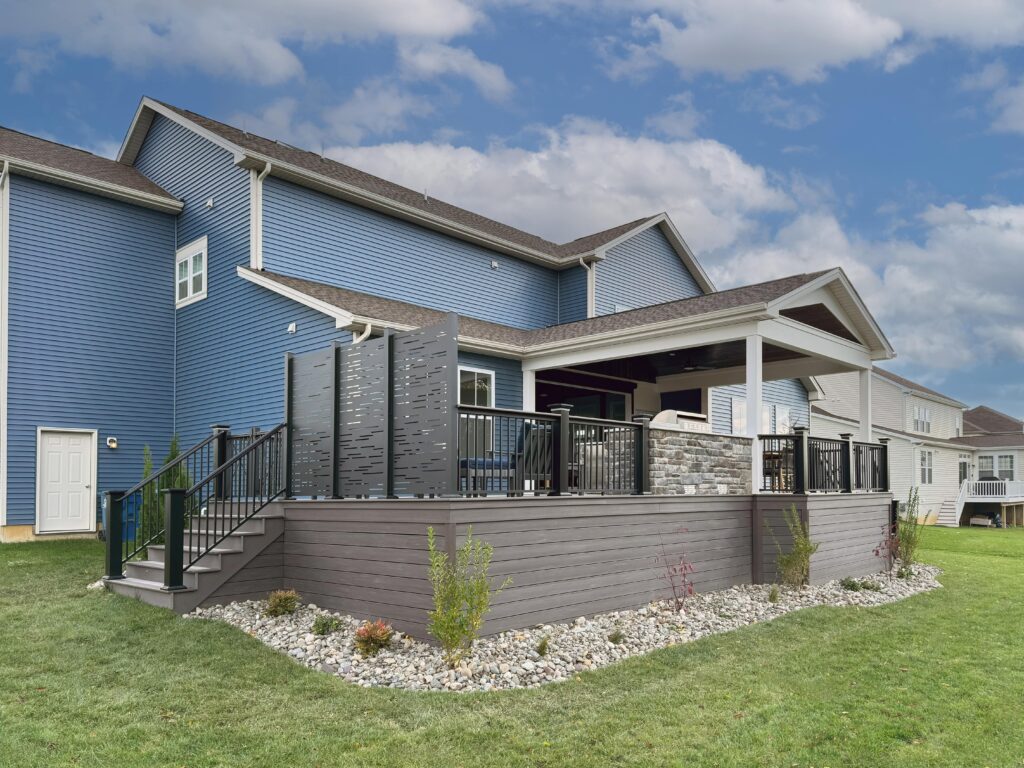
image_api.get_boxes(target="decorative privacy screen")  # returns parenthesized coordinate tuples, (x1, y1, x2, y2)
(285, 315, 459, 498)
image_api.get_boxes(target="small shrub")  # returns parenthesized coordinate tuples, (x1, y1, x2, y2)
(536, 635, 550, 657)
(840, 576, 863, 592)
(768, 584, 780, 603)
(897, 564, 914, 580)
(312, 614, 342, 636)
(427, 526, 511, 667)
(861, 580, 882, 591)
(655, 527, 697, 612)
(896, 487, 929, 567)
(264, 589, 300, 617)
(771, 505, 820, 587)
(608, 628, 625, 645)
(354, 619, 393, 657)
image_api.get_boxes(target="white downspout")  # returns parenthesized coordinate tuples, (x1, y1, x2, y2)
(253, 162, 272, 269)
(352, 323, 372, 344)
(579, 256, 596, 318)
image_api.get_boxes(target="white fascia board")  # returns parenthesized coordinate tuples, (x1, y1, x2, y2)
(813, 410, 976, 451)
(879, 375, 967, 409)
(237, 267, 354, 328)
(0, 154, 183, 214)
(760, 316, 873, 370)
(119, 98, 242, 165)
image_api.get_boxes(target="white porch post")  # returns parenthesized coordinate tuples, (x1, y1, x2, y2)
(859, 367, 872, 442)
(746, 334, 763, 493)
(522, 369, 536, 411)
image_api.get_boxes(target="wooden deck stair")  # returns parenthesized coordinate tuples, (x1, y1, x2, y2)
(106, 506, 283, 613)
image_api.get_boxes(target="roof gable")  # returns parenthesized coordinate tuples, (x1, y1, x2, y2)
(118, 98, 707, 275)
(964, 405, 1024, 435)
(873, 367, 965, 407)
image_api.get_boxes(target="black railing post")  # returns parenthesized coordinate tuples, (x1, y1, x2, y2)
(162, 488, 187, 591)
(384, 329, 396, 499)
(104, 490, 125, 580)
(331, 341, 342, 499)
(839, 433, 854, 493)
(549, 405, 572, 496)
(793, 427, 809, 495)
(631, 413, 651, 495)
(878, 438, 890, 493)
(211, 424, 230, 500)
(283, 352, 294, 499)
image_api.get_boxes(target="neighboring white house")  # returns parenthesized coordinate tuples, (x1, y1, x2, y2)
(811, 367, 975, 525)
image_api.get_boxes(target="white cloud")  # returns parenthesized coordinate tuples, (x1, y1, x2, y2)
(644, 92, 704, 138)
(328, 116, 792, 250)
(739, 84, 821, 130)
(954, 61, 1024, 135)
(398, 42, 514, 102)
(960, 61, 1009, 92)
(601, 0, 1024, 83)
(1, 0, 480, 85)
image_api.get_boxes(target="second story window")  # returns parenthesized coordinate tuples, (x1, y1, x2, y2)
(176, 236, 208, 308)
(920, 450, 933, 485)
(913, 405, 931, 434)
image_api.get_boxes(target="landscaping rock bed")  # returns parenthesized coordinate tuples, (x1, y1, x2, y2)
(187, 564, 941, 692)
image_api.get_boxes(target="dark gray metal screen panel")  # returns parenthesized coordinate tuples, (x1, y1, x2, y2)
(391, 315, 459, 496)
(337, 335, 391, 497)
(288, 347, 335, 497)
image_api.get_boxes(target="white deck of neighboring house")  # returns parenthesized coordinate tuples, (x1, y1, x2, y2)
(946, 480, 1024, 527)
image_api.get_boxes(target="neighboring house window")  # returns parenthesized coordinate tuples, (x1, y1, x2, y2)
(913, 405, 931, 434)
(998, 455, 1015, 481)
(776, 408, 793, 435)
(979, 456, 994, 477)
(176, 236, 207, 307)
(458, 366, 494, 408)
(761, 403, 774, 434)
(731, 398, 746, 434)
(920, 450, 934, 484)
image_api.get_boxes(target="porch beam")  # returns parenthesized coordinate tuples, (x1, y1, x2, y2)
(654, 357, 852, 392)
(758, 317, 874, 369)
(859, 367, 872, 442)
(746, 334, 763, 494)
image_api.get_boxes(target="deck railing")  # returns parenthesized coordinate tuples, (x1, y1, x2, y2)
(457, 405, 650, 496)
(963, 479, 1024, 499)
(759, 428, 889, 494)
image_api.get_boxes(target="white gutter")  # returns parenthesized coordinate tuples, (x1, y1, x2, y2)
(352, 323, 372, 344)
(0, 160, 9, 528)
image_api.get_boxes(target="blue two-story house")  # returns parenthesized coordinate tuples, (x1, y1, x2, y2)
(0, 97, 893, 544)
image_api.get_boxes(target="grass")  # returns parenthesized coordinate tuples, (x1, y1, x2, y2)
(2, 529, 1023, 767)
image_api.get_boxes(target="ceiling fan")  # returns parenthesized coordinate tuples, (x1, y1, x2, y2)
(667, 351, 714, 372)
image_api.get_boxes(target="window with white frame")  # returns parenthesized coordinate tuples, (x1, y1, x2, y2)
(777, 408, 794, 435)
(761, 403, 774, 434)
(979, 455, 994, 478)
(175, 236, 207, 307)
(458, 366, 495, 450)
(731, 397, 746, 434)
(913, 405, 931, 434)
(998, 455, 1015, 481)
(920, 450, 934, 485)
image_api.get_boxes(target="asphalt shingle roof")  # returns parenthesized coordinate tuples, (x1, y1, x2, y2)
(155, 101, 657, 259)
(963, 405, 1024, 435)
(246, 268, 828, 348)
(0, 125, 176, 201)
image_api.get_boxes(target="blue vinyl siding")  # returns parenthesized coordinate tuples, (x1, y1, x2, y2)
(134, 115, 352, 447)
(594, 226, 703, 315)
(458, 352, 522, 410)
(261, 177, 559, 329)
(710, 379, 810, 435)
(557, 265, 588, 323)
(5, 175, 176, 525)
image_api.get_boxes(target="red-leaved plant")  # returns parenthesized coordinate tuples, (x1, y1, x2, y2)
(656, 527, 696, 612)
(354, 619, 393, 657)
(873, 522, 899, 581)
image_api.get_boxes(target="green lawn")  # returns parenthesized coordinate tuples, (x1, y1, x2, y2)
(2, 528, 1023, 768)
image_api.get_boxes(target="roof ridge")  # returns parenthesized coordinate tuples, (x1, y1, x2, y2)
(0, 124, 120, 164)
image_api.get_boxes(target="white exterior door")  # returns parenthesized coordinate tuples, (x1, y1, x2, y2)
(36, 429, 96, 534)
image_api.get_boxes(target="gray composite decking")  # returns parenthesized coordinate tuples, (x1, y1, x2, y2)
(199, 492, 892, 638)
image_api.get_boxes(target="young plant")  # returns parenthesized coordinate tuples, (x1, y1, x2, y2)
(770, 505, 820, 588)
(426, 526, 511, 667)
(896, 487, 929, 567)
(354, 619, 393, 657)
(840, 576, 863, 592)
(655, 527, 697, 612)
(312, 614, 342, 636)
(873, 521, 899, 579)
(607, 628, 625, 645)
(536, 635, 550, 657)
(264, 589, 300, 617)
(767, 584, 780, 604)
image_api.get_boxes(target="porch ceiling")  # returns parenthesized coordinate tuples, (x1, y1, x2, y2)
(571, 340, 805, 383)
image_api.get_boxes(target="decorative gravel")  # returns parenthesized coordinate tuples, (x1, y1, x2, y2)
(186, 564, 941, 692)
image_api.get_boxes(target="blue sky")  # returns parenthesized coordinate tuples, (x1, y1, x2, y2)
(3, 1, 1024, 417)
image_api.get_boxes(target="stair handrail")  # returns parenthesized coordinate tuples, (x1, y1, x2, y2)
(118, 431, 221, 501)
(171, 423, 288, 585)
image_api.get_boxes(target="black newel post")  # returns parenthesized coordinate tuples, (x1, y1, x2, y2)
(793, 426, 809, 495)
(211, 424, 230, 500)
(283, 352, 294, 499)
(104, 490, 125, 580)
(878, 438, 890, 493)
(839, 433, 854, 493)
(549, 404, 572, 496)
(162, 488, 187, 591)
(632, 413, 652, 495)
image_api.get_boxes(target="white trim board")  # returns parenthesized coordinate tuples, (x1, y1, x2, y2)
(34, 427, 99, 535)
